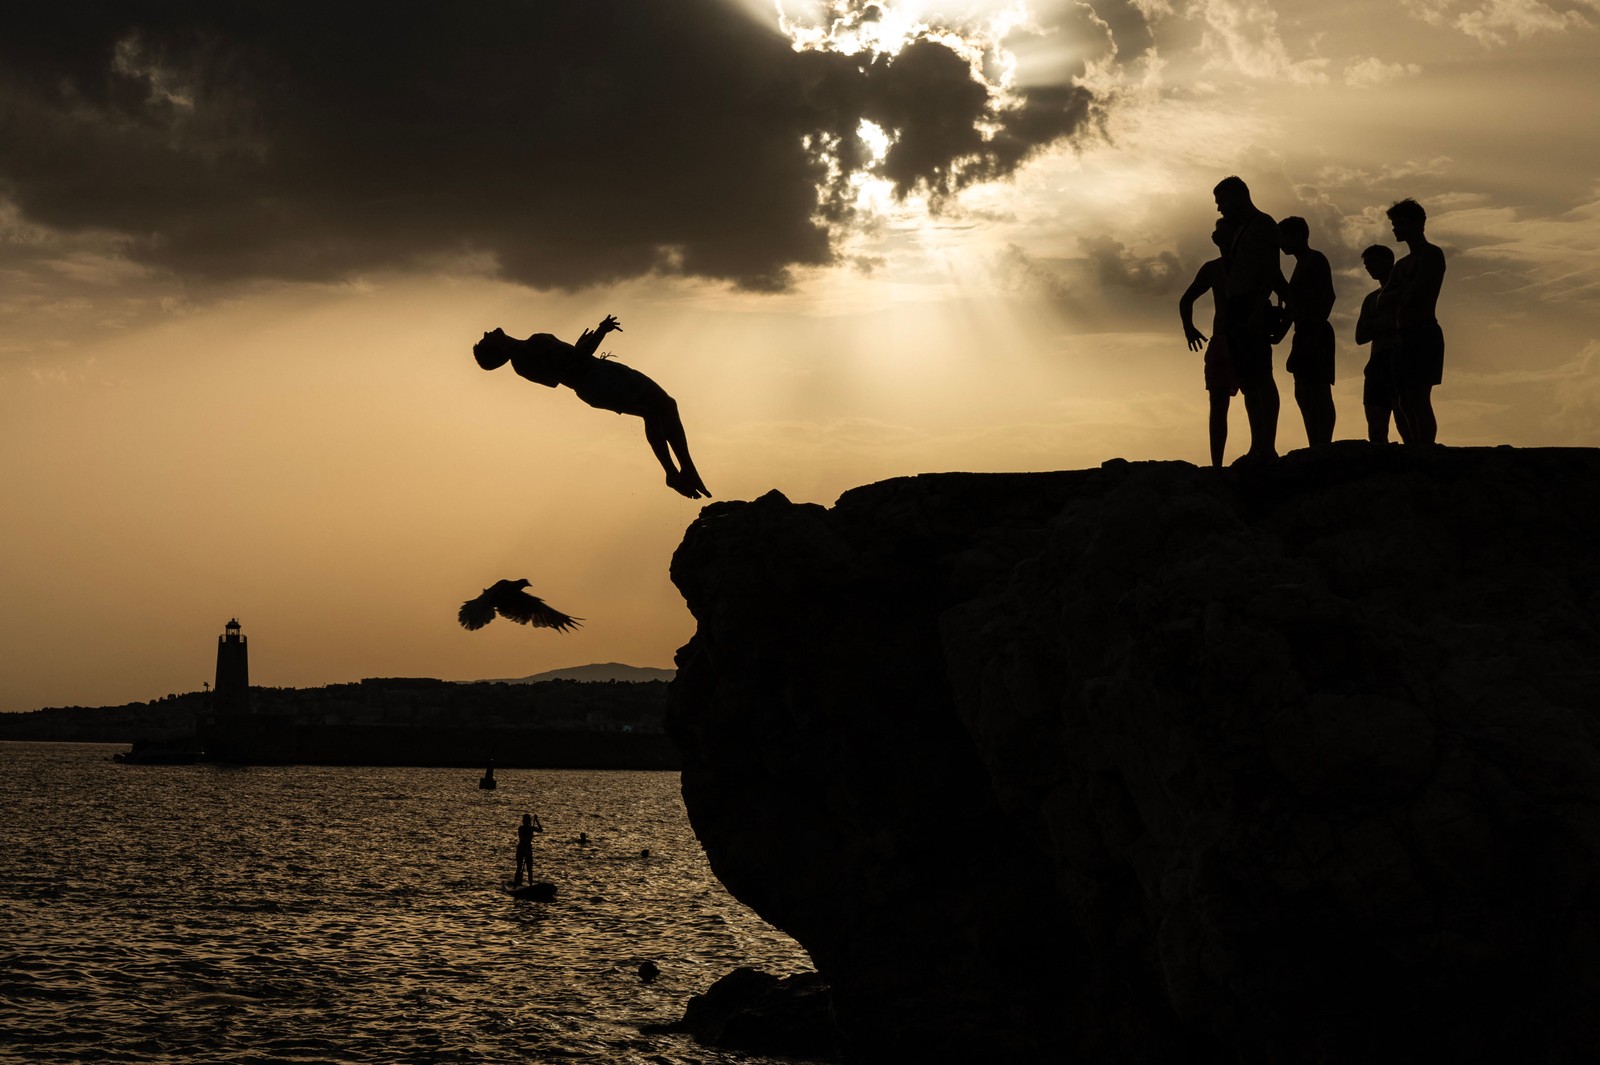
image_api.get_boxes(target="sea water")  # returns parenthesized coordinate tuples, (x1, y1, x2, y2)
(0, 742, 812, 1063)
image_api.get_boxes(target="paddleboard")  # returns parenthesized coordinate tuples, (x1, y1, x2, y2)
(504, 881, 557, 901)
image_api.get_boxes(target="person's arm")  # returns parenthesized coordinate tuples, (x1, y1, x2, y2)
(1355, 291, 1377, 346)
(1382, 262, 1409, 329)
(573, 314, 623, 358)
(1179, 265, 1211, 351)
(1307, 254, 1335, 323)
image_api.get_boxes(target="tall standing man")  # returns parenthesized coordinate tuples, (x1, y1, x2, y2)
(1213, 176, 1284, 463)
(1385, 199, 1446, 445)
(1278, 216, 1337, 447)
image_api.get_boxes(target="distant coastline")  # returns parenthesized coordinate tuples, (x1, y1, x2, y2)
(488, 662, 676, 685)
(0, 669, 678, 770)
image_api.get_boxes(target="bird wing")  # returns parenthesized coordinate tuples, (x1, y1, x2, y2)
(458, 592, 497, 630)
(496, 589, 582, 632)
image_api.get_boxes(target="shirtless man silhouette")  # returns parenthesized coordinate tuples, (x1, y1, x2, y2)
(1179, 219, 1239, 467)
(473, 315, 711, 499)
(1278, 216, 1337, 447)
(1354, 244, 1409, 445)
(1385, 199, 1446, 445)
(1212, 176, 1285, 463)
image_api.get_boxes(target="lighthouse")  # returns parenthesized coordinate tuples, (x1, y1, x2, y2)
(214, 618, 250, 711)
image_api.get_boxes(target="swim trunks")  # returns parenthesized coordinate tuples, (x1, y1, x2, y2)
(1224, 295, 1273, 387)
(1393, 323, 1445, 389)
(1203, 333, 1238, 396)
(571, 358, 669, 416)
(1362, 343, 1398, 409)
(1285, 321, 1335, 384)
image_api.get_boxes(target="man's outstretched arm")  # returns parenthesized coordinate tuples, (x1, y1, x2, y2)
(574, 314, 623, 358)
(1178, 267, 1211, 351)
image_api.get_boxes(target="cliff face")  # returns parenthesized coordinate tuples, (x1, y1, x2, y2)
(668, 445, 1600, 1063)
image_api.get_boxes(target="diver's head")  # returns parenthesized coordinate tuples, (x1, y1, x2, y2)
(473, 328, 513, 370)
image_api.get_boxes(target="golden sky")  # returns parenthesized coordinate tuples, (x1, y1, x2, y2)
(3, 0, 1598, 711)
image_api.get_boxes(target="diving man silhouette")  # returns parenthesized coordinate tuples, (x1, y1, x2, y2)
(473, 315, 711, 499)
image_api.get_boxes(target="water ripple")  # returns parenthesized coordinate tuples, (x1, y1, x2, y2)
(0, 742, 811, 1064)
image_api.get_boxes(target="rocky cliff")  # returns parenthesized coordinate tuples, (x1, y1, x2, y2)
(667, 444, 1600, 1063)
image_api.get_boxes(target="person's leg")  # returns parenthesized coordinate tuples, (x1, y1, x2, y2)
(1364, 402, 1390, 444)
(1225, 299, 1278, 461)
(1296, 378, 1335, 447)
(1399, 386, 1436, 445)
(1362, 369, 1392, 444)
(1208, 390, 1230, 468)
(641, 417, 682, 485)
(1240, 376, 1280, 459)
(1393, 403, 1414, 445)
(662, 412, 709, 497)
(1292, 376, 1313, 444)
(645, 397, 709, 498)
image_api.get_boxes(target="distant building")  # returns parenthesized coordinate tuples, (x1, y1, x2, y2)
(214, 618, 250, 712)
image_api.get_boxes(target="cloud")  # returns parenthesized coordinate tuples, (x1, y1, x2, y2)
(1343, 57, 1423, 87)
(1192, 0, 1331, 85)
(1403, 0, 1597, 44)
(1440, 194, 1600, 305)
(0, 1, 1117, 294)
(1445, 341, 1600, 442)
(1078, 234, 1184, 293)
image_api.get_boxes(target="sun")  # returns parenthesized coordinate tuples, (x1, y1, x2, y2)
(776, 1, 1032, 70)
(776, 1, 1043, 220)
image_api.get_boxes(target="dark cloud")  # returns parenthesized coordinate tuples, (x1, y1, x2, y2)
(0, 1, 1109, 292)
(1077, 234, 1183, 293)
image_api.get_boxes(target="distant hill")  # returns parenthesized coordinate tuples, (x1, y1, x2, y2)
(492, 662, 677, 684)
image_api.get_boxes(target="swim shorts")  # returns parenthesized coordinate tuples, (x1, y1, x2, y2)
(1394, 323, 1445, 389)
(572, 358, 670, 416)
(1285, 321, 1335, 384)
(1203, 333, 1239, 396)
(1224, 295, 1273, 387)
(1362, 344, 1398, 408)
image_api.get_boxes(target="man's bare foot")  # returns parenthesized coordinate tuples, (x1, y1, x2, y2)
(1229, 449, 1279, 468)
(666, 470, 698, 499)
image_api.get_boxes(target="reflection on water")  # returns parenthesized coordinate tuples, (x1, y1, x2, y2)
(0, 742, 810, 1064)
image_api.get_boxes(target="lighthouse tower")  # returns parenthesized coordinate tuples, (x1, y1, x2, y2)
(214, 618, 250, 711)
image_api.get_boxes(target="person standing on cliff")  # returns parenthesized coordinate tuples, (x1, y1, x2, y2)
(1278, 216, 1337, 447)
(514, 812, 543, 886)
(1354, 244, 1408, 444)
(1385, 199, 1447, 445)
(1212, 175, 1286, 464)
(1178, 218, 1240, 467)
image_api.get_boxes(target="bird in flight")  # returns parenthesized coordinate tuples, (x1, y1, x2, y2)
(458, 579, 582, 632)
